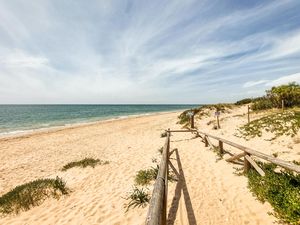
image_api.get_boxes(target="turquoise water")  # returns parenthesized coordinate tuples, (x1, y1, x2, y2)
(0, 105, 197, 135)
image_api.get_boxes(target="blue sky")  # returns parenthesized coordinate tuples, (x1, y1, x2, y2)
(0, 0, 300, 104)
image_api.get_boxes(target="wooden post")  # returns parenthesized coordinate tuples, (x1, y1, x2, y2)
(191, 114, 194, 129)
(247, 105, 250, 123)
(244, 153, 251, 173)
(219, 140, 224, 155)
(204, 135, 208, 147)
(282, 99, 284, 112)
(217, 115, 220, 129)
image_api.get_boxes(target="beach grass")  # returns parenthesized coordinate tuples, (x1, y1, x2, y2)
(61, 158, 109, 171)
(135, 168, 157, 186)
(0, 177, 68, 215)
(124, 186, 150, 212)
(135, 165, 177, 186)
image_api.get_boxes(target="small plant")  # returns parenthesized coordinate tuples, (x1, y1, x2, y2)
(135, 165, 177, 186)
(293, 160, 300, 166)
(158, 147, 163, 154)
(247, 162, 300, 224)
(134, 168, 157, 186)
(62, 158, 109, 171)
(124, 186, 150, 212)
(152, 158, 158, 163)
(160, 132, 167, 138)
(233, 167, 244, 176)
(0, 177, 69, 215)
(209, 145, 224, 160)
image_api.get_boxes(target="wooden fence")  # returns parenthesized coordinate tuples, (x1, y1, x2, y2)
(145, 129, 300, 225)
(145, 129, 170, 225)
(197, 130, 300, 174)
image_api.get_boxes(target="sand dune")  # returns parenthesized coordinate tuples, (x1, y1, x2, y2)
(0, 110, 284, 224)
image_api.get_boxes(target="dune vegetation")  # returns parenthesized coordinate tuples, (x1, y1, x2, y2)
(237, 110, 300, 140)
(123, 186, 150, 212)
(247, 162, 300, 225)
(0, 177, 68, 215)
(236, 82, 300, 111)
(61, 158, 109, 171)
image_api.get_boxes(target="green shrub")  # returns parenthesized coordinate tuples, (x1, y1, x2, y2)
(124, 186, 150, 212)
(235, 98, 252, 105)
(0, 177, 69, 215)
(177, 107, 204, 127)
(267, 82, 300, 108)
(247, 162, 300, 224)
(237, 111, 300, 140)
(248, 82, 300, 111)
(177, 104, 233, 127)
(134, 168, 157, 186)
(251, 98, 273, 111)
(62, 158, 109, 171)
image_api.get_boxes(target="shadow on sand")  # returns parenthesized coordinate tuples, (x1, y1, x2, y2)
(167, 148, 197, 225)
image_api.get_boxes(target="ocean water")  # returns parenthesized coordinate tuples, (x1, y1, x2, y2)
(0, 105, 197, 135)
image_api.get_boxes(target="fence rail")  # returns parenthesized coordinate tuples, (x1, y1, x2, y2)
(146, 129, 170, 225)
(145, 129, 300, 225)
(197, 130, 300, 173)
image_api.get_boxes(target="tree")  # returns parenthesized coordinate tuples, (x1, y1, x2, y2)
(266, 82, 300, 108)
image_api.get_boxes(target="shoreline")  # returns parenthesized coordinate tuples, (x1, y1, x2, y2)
(0, 109, 181, 141)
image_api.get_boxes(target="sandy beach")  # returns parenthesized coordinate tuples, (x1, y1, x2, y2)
(1, 108, 298, 225)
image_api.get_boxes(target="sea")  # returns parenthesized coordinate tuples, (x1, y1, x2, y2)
(0, 104, 198, 135)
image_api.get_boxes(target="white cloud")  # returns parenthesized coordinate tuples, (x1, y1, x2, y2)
(243, 80, 269, 88)
(266, 31, 300, 59)
(266, 73, 300, 86)
(0, 0, 300, 103)
(0, 49, 48, 69)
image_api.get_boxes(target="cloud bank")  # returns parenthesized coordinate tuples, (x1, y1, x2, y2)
(0, 0, 300, 103)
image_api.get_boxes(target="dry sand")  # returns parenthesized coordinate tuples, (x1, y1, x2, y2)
(1, 107, 297, 225)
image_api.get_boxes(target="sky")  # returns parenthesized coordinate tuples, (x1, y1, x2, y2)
(0, 0, 300, 104)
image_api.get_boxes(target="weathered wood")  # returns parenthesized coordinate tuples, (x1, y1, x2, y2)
(219, 140, 224, 155)
(245, 155, 265, 176)
(206, 136, 215, 149)
(204, 135, 208, 147)
(217, 115, 220, 129)
(146, 130, 170, 225)
(244, 153, 251, 173)
(196, 133, 204, 139)
(168, 160, 179, 178)
(191, 114, 195, 129)
(226, 152, 246, 162)
(247, 105, 250, 123)
(162, 150, 168, 225)
(169, 148, 176, 157)
(197, 130, 300, 173)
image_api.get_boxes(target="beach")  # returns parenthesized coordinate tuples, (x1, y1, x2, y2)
(1, 108, 297, 225)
